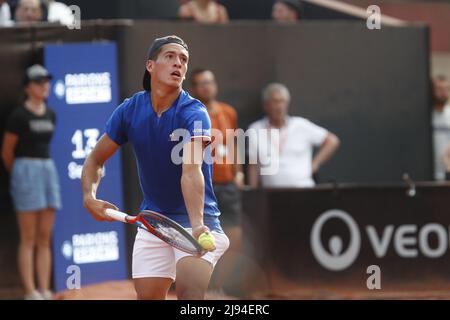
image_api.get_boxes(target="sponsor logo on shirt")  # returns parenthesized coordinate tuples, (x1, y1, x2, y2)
(192, 127, 211, 136)
(29, 119, 54, 132)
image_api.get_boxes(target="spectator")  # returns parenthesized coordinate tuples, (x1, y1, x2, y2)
(432, 75, 450, 181)
(0, 0, 13, 26)
(13, 0, 73, 26)
(178, 0, 229, 24)
(44, 0, 75, 27)
(14, 0, 43, 23)
(272, 0, 301, 23)
(247, 83, 340, 188)
(190, 68, 243, 294)
(1, 64, 61, 300)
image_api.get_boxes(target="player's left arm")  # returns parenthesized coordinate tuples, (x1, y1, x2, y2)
(181, 138, 210, 240)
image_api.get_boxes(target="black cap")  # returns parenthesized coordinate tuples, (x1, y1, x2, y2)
(24, 64, 53, 85)
(142, 35, 189, 92)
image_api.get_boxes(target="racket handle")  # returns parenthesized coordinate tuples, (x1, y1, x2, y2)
(105, 208, 128, 223)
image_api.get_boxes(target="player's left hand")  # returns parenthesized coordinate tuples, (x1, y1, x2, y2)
(192, 224, 210, 240)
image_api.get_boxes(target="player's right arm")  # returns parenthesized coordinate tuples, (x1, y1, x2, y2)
(81, 134, 120, 221)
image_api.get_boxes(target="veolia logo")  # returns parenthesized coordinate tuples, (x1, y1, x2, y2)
(310, 209, 361, 271)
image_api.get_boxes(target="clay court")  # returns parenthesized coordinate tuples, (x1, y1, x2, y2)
(49, 279, 450, 300)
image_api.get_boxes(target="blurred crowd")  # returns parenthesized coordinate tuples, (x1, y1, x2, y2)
(0, 0, 74, 26)
(0, 0, 303, 27)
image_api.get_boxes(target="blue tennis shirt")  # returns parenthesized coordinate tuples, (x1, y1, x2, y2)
(105, 90, 222, 232)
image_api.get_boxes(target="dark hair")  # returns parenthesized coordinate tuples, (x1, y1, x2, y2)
(148, 47, 163, 61)
(19, 90, 28, 106)
(434, 74, 448, 82)
(189, 68, 212, 85)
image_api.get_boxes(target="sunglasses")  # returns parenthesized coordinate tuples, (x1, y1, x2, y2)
(29, 78, 50, 85)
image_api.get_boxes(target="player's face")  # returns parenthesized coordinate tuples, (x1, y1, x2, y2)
(265, 90, 289, 123)
(150, 44, 189, 90)
(191, 71, 218, 103)
(26, 79, 50, 100)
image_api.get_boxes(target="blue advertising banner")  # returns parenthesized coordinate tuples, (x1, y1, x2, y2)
(44, 42, 127, 291)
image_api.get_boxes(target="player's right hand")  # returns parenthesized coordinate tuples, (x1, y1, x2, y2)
(83, 197, 118, 222)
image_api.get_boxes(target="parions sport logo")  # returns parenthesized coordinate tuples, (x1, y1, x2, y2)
(53, 72, 112, 104)
(311, 209, 450, 271)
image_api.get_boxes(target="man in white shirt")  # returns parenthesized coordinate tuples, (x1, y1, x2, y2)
(247, 83, 340, 188)
(432, 75, 450, 180)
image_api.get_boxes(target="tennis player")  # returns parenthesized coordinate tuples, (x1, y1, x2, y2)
(81, 35, 229, 300)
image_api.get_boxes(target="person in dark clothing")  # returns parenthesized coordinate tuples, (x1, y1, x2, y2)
(2, 64, 61, 300)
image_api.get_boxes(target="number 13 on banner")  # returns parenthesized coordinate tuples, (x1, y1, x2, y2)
(68, 128, 100, 180)
(71, 128, 100, 159)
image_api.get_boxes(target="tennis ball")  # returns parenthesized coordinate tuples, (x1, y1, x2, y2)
(198, 232, 216, 250)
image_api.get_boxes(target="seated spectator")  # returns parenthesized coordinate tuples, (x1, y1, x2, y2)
(432, 74, 450, 180)
(178, 0, 229, 24)
(0, 0, 13, 26)
(272, 0, 301, 23)
(247, 83, 340, 188)
(14, 0, 74, 26)
(14, 0, 43, 23)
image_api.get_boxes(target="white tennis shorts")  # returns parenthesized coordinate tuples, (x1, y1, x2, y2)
(132, 227, 230, 280)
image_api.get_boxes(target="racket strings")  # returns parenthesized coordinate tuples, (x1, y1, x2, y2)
(141, 215, 198, 252)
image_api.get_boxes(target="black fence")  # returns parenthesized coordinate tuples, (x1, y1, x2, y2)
(241, 183, 450, 297)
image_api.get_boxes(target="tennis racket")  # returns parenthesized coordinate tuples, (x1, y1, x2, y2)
(105, 208, 207, 256)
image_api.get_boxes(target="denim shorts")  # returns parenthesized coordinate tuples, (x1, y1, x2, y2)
(10, 158, 62, 212)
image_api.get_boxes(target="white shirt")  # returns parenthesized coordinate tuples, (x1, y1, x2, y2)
(47, 1, 75, 26)
(0, 2, 13, 27)
(248, 116, 328, 188)
(432, 104, 450, 180)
